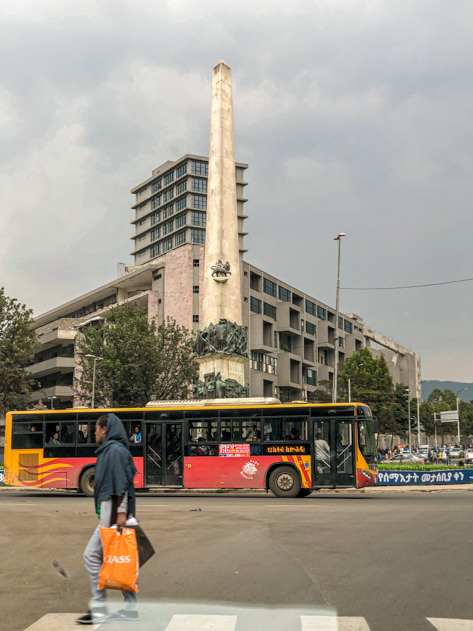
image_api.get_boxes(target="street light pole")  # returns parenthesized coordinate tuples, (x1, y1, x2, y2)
(48, 395, 57, 410)
(333, 232, 346, 404)
(85, 354, 103, 408)
(406, 388, 411, 452)
(348, 362, 363, 403)
(456, 388, 466, 445)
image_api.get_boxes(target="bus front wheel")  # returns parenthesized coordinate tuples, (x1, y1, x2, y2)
(269, 466, 301, 498)
(79, 468, 95, 497)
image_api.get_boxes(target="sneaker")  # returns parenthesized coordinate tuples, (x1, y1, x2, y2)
(108, 609, 140, 622)
(76, 608, 109, 625)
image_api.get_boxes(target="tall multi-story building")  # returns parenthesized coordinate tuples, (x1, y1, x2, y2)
(26, 155, 420, 409)
(130, 155, 248, 265)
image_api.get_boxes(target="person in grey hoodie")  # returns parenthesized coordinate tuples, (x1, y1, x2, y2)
(77, 413, 139, 625)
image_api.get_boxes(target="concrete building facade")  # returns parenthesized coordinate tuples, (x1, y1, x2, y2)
(27, 155, 420, 408)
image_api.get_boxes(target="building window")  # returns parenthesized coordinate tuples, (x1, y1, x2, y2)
(251, 351, 278, 375)
(139, 218, 147, 226)
(193, 285, 199, 294)
(303, 368, 316, 386)
(274, 332, 278, 348)
(137, 249, 146, 257)
(193, 259, 200, 267)
(151, 180, 162, 193)
(176, 213, 187, 228)
(279, 333, 292, 352)
(150, 243, 161, 258)
(338, 316, 343, 330)
(338, 336, 344, 348)
(176, 230, 186, 246)
(139, 202, 147, 211)
(163, 189, 174, 203)
(263, 302, 277, 319)
(191, 229, 205, 244)
(176, 181, 187, 195)
(250, 297, 261, 314)
(305, 321, 316, 336)
(176, 163, 187, 178)
(278, 286, 291, 302)
(191, 211, 206, 226)
(151, 196, 161, 210)
(175, 197, 187, 212)
(192, 178, 207, 193)
(263, 278, 277, 297)
(164, 237, 173, 252)
(151, 211, 161, 226)
(138, 234, 146, 241)
(163, 220, 174, 235)
(138, 187, 147, 196)
(151, 227, 161, 241)
(193, 314, 199, 323)
(191, 160, 208, 176)
(192, 195, 207, 210)
(317, 305, 327, 320)
(344, 320, 353, 334)
(306, 300, 316, 316)
(163, 203, 174, 219)
(163, 172, 174, 186)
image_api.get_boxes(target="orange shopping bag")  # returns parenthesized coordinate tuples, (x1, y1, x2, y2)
(98, 527, 139, 592)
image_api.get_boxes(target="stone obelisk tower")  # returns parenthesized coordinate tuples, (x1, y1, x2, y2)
(194, 61, 248, 399)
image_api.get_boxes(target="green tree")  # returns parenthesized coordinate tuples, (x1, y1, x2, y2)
(0, 287, 39, 414)
(75, 303, 198, 407)
(339, 347, 395, 433)
(392, 383, 410, 438)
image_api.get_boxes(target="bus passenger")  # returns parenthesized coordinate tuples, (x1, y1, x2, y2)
(315, 432, 330, 472)
(48, 432, 60, 446)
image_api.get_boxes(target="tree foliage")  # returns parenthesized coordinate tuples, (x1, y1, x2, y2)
(338, 347, 395, 433)
(0, 287, 39, 414)
(75, 303, 198, 407)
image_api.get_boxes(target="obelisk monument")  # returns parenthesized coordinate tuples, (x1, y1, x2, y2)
(194, 60, 248, 399)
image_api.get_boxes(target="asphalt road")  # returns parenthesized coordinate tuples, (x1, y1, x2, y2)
(2, 490, 473, 631)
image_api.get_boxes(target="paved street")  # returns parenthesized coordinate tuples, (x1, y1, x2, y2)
(2, 490, 473, 631)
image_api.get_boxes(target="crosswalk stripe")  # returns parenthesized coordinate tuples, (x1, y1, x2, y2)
(164, 614, 237, 631)
(427, 619, 473, 630)
(24, 613, 100, 630)
(301, 616, 370, 631)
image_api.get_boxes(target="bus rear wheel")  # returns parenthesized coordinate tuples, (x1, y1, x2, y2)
(269, 466, 301, 498)
(79, 468, 95, 497)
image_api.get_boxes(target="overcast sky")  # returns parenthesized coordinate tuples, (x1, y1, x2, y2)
(1, 0, 472, 382)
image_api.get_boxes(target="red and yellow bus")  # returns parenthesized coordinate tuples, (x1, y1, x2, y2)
(4, 399, 378, 498)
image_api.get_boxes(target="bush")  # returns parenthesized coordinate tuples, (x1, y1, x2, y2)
(379, 463, 473, 471)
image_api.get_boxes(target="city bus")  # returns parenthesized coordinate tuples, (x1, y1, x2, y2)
(3, 398, 378, 498)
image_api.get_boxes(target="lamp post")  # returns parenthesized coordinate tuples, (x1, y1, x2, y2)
(456, 388, 466, 445)
(332, 232, 346, 404)
(85, 354, 103, 408)
(347, 363, 363, 403)
(406, 388, 411, 451)
(48, 395, 57, 410)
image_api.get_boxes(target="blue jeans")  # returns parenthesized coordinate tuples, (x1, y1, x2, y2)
(83, 526, 138, 611)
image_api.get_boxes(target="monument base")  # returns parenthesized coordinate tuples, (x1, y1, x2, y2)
(195, 354, 249, 399)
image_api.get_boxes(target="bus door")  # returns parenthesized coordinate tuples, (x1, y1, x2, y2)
(145, 422, 183, 487)
(313, 419, 355, 488)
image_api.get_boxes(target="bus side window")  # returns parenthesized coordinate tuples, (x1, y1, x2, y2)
(12, 422, 43, 449)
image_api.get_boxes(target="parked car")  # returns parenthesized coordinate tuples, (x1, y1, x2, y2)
(465, 449, 473, 461)
(448, 447, 464, 458)
(385, 453, 425, 464)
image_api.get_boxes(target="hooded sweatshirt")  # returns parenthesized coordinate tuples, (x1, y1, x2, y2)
(94, 413, 137, 521)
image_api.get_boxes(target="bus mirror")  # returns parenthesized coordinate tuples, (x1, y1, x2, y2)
(372, 417, 378, 434)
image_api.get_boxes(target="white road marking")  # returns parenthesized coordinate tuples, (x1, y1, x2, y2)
(427, 619, 473, 630)
(23, 613, 100, 630)
(301, 617, 370, 631)
(164, 614, 237, 630)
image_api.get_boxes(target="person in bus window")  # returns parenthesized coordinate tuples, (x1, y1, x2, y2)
(129, 426, 141, 444)
(315, 431, 330, 472)
(289, 428, 300, 441)
(48, 431, 60, 446)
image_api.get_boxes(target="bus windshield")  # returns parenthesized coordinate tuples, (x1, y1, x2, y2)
(358, 420, 377, 457)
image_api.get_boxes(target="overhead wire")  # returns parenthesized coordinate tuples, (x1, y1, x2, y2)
(341, 276, 473, 291)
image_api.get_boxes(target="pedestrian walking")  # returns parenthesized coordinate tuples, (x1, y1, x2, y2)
(77, 413, 139, 625)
